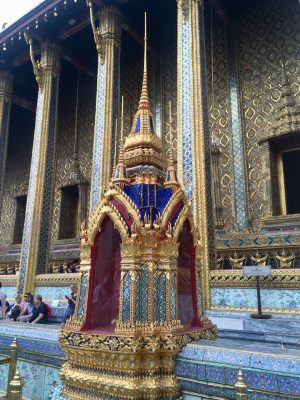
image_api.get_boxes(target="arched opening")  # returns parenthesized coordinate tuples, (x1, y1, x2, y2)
(87, 216, 121, 330)
(177, 220, 200, 327)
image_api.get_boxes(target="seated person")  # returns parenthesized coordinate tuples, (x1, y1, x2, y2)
(29, 295, 48, 324)
(7, 295, 22, 321)
(62, 284, 78, 326)
(64, 261, 78, 274)
(17, 293, 34, 322)
(4, 300, 10, 315)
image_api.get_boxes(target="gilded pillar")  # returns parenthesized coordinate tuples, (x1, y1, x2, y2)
(88, 3, 121, 211)
(177, 0, 215, 310)
(260, 141, 273, 217)
(18, 40, 60, 294)
(211, 139, 225, 230)
(0, 71, 13, 219)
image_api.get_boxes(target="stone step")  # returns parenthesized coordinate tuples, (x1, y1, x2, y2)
(218, 328, 300, 347)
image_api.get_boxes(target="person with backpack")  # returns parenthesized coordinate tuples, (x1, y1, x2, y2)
(61, 284, 78, 326)
(29, 295, 49, 324)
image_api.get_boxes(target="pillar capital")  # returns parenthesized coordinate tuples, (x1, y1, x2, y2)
(0, 70, 13, 101)
(98, 7, 122, 46)
(40, 41, 61, 74)
(87, 1, 121, 62)
(24, 33, 60, 90)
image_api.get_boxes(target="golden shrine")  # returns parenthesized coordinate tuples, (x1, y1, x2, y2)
(60, 15, 216, 399)
(0, 0, 300, 399)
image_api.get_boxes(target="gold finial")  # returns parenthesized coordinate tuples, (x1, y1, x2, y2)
(121, 95, 124, 143)
(168, 100, 174, 165)
(119, 96, 125, 164)
(8, 367, 24, 398)
(112, 118, 118, 178)
(113, 96, 128, 187)
(234, 369, 248, 399)
(138, 12, 149, 111)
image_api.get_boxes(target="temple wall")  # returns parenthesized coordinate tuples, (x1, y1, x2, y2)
(50, 68, 95, 242)
(205, 0, 300, 228)
(237, 0, 300, 221)
(205, 9, 234, 226)
(0, 106, 34, 245)
(0, 68, 95, 248)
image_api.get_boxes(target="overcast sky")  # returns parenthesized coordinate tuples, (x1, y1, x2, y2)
(0, 0, 44, 31)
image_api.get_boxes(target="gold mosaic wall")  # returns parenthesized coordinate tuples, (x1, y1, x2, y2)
(51, 69, 96, 242)
(237, 0, 300, 221)
(205, 10, 234, 226)
(0, 106, 34, 244)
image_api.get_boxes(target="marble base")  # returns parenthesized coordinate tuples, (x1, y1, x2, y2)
(176, 337, 300, 399)
(206, 310, 300, 344)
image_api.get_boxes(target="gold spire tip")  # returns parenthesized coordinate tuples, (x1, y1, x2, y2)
(139, 11, 149, 110)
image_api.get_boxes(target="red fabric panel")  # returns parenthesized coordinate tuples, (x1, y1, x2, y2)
(85, 216, 121, 330)
(177, 220, 201, 326)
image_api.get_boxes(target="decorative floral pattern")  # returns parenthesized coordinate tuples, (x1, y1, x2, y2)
(0, 360, 61, 400)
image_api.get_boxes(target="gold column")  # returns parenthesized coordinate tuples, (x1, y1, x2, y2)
(88, 2, 121, 211)
(177, 0, 215, 310)
(211, 140, 224, 230)
(261, 141, 274, 217)
(18, 40, 60, 294)
(0, 71, 13, 218)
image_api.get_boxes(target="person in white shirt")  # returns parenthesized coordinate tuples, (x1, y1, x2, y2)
(0, 282, 6, 320)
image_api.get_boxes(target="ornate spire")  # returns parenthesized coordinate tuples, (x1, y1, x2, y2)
(165, 101, 180, 189)
(123, 13, 165, 177)
(138, 13, 150, 111)
(113, 96, 128, 187)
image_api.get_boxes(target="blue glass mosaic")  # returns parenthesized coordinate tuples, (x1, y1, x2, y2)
(123, 184, 173, 223)
(77, 272, 88, 321)
(135, 263, 149, 322)
(122, 272, 130, 322)
(90, 62, 106, 211)
(227, 28, 248, 230)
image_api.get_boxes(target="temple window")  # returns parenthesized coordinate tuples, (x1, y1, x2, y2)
(59, 185, 79, 240)
(12, 195, 27, 244)
(280, 149, 300, 215)
(269, 138, 300, 216)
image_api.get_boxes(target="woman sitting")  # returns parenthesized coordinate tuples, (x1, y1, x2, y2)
(17, 293, 34, 322)
(6, 295, 22, 321)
